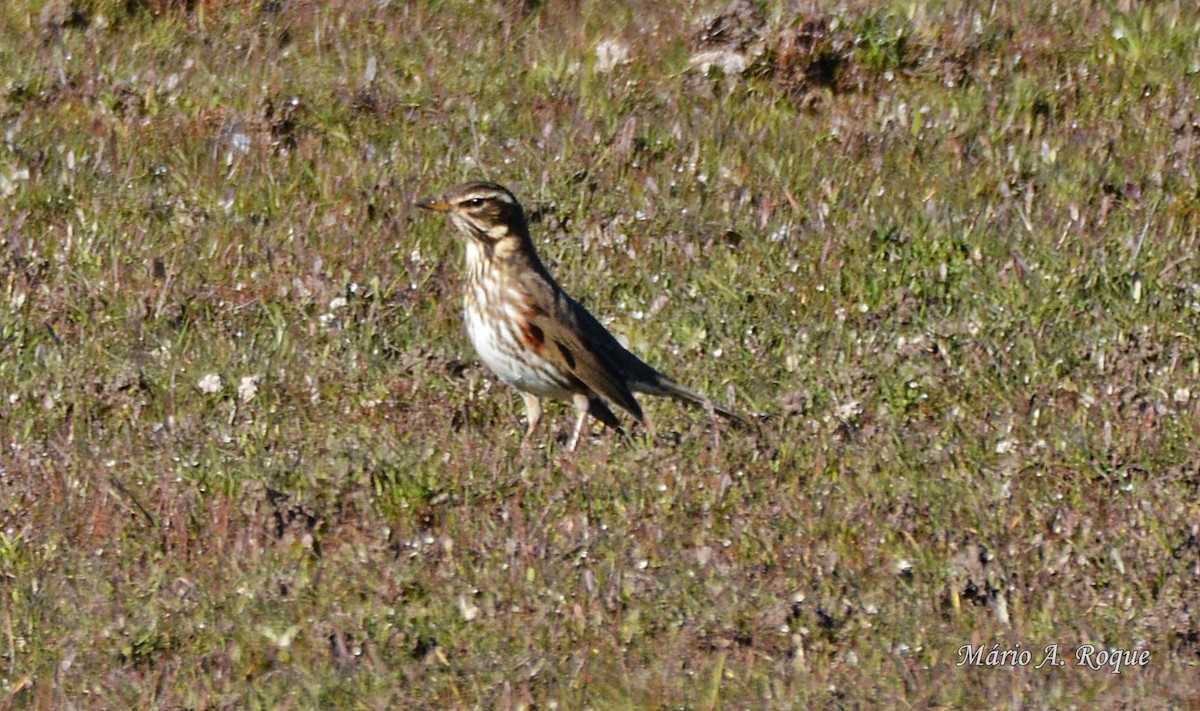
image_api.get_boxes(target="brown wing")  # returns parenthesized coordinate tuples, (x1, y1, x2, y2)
(517, 270, 646, 422)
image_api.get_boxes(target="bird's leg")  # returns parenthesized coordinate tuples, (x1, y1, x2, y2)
(701, 398, 720, 452)
(568, 392, 592, 452)
(520, 392, 543, 449)
(641, 413, 657, 445)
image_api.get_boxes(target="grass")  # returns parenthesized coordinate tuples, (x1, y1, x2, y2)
(2, 0, 1199, 707)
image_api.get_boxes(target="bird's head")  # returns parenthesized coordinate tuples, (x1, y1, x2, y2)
(418, 182, 530, 253)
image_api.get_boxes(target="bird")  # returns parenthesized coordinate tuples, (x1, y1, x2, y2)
(417, 181, 746, 451)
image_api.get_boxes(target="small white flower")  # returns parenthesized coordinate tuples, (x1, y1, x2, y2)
(197, 373, 223, 394)
(836, 400, 863, 420)
(594, 39, 630, 73)
(457, 595, 479, 622)
(238, 375, 262, 403)
(689, 49, 747, 75)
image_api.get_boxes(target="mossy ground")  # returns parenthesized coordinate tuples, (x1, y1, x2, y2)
(2, 0, 1199, 707)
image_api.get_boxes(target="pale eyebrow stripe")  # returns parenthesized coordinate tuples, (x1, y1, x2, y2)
(457, 189, 512, 206)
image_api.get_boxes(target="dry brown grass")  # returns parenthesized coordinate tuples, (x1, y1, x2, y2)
(2, 0, 1199, 707)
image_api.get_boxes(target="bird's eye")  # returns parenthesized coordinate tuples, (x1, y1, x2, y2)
(465, 198, 485, 208)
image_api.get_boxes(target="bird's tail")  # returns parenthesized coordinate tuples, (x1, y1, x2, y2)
(637, 373, 750, 427)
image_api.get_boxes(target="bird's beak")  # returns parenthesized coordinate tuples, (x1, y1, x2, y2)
(417, 196, 450, 213)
